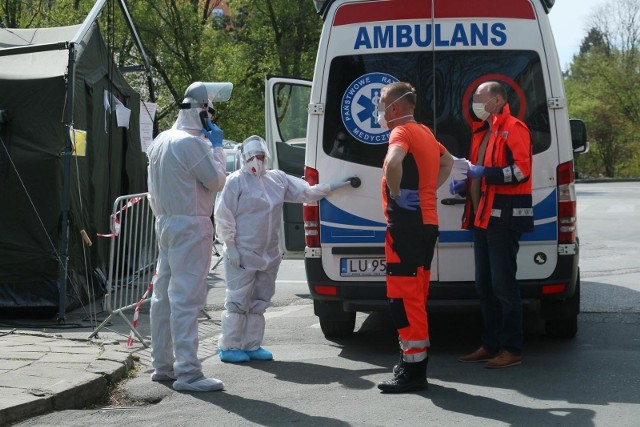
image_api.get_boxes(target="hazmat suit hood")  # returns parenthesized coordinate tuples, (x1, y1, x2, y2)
(241, 135, 271, 175)
(173, 81, 234, 136)
(241, 135, 271, 161)
(172, 97, 206, 136)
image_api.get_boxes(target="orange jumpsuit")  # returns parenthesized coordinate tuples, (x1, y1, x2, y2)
(381, 122, 445, 363)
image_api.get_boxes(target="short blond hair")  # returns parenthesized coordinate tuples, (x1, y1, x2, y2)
(381, 82, 416, 107)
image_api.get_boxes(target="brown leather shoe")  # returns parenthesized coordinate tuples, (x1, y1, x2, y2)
(458, 346, 498, 363)
(485, 351, 522, 369)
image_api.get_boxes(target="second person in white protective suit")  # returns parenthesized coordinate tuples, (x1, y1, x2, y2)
(214, 135, 350, 363)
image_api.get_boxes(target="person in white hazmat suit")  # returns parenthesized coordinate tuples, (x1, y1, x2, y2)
(147, 82, 227, 392)
(214, 136, 350, 363)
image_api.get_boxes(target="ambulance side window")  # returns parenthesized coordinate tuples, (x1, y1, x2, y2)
(273, 82, 310, 143)
(271, 82, 310, 177)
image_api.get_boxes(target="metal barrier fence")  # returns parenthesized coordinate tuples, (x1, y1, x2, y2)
(89, 193, 157, 346)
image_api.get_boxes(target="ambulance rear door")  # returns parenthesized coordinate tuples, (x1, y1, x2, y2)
(432, 0, 560, 283)
(265, 76, 312, 259)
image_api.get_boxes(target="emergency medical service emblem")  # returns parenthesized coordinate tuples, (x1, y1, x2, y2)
(341, 72, 399, 145)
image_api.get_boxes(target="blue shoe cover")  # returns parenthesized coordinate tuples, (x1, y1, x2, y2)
(246, 347, 273, 361)
(219, 349, 250, 363)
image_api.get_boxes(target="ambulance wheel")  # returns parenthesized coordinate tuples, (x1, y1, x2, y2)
(319, 312, 356, 338)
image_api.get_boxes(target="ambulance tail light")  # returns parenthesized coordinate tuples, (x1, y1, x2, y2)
(314, 285, 337, 296)
(542, 283, 567, 295)
(557, 161, 576, 244)
(304, 166, 320, 248)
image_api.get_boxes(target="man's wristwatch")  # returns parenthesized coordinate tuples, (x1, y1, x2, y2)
(389, 192, 399, 200)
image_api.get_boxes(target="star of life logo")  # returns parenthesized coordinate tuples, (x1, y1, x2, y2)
(341, 72, 399, 145)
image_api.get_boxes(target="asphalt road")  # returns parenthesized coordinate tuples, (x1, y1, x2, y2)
(16, 182, 640, 426)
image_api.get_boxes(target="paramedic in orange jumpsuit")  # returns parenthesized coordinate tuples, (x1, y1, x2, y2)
(376, 82, 453, 393)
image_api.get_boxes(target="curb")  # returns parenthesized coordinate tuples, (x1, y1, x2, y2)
(0, 331, 135, 426)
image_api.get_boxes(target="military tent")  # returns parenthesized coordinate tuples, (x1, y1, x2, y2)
(0, 13, 149, 318)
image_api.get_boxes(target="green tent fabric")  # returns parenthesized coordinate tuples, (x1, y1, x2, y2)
(0, 22, 147, 315)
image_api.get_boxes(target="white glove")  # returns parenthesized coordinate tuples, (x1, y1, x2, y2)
(329, 179, 351, 191)
(225, 244, 241, 269)
(316, 183, 331, 193)
(316, 180, 350, 194)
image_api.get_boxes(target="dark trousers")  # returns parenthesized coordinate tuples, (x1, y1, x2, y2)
(473, 227, 523, 355)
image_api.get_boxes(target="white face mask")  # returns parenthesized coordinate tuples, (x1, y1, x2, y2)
(245, 157, 266, 176)
(472, 97, 495, 122)
(376, 91, 412, 129)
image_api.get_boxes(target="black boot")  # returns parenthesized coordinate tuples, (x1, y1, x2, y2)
(393, 347, 404, 378)
(378, 357, 428, 393)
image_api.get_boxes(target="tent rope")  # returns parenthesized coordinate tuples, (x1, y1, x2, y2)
(0, 133, 60, 260)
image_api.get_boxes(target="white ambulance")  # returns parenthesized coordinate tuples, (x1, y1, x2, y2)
(265, 0, 588, 339)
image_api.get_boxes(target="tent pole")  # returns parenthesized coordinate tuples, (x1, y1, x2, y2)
(57, 42, 76, 323)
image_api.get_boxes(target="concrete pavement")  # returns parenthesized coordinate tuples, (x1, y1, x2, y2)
(0, 304, 227, 426)
(0, 253, 229, 426)
(0, 328, 134, 425)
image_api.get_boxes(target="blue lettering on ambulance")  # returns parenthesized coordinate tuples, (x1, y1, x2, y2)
(435, 24, 449, 46)
(451, 24, 469, 46)
(397, 25, 412, 48)
(374, 26, 393, 48)
(414, 24, 431, 47)
(490, 23, 507, 46)
(354, 27, 372, 49)
(470, 23, 488, 46)
(353, 22, 508, 50)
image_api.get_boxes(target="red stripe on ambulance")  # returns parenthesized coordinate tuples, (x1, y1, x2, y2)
(333, 0, 535, 27)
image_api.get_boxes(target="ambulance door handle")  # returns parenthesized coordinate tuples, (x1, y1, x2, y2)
(441, 198, 465, 205)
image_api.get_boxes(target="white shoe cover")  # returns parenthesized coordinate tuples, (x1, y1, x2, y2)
(173, 376, 224, 392)
(151, 371, 177, 382)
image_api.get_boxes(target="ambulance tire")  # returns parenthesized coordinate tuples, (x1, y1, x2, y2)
(314, 300, 356, 338)
(543, 277, 580, 339)
(319, 312, 356, 338)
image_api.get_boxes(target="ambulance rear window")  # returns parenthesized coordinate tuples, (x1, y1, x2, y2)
(323, 50, 550, 167)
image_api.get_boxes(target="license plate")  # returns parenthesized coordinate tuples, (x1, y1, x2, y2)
(340, 258, 387, 277)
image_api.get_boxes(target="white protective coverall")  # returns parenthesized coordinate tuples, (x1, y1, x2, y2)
(214, 136, 329, 354)
(147, 102, 226, 384)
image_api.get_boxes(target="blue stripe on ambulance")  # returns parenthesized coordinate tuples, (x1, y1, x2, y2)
(319, 189, 558, 244)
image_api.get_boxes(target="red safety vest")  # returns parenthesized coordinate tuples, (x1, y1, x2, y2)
(462, 104, 533, 232)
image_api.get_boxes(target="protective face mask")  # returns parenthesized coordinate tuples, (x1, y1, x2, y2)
(472, 97, 495, 122)
(245, 157, 266, 176)
(376, 110, 389, 129)
(376, 91, 412, 129)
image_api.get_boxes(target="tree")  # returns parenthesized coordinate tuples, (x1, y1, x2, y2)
(210, 0, 321, 140)
(1, 0, 322, 142)
(566, 0, 640, 177)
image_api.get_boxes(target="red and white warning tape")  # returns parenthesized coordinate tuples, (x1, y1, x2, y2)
(127, 277, 154, 348)
(97, 196, 144, 238)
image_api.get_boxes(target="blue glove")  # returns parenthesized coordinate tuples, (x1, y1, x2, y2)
(202, 118, 223, 148)
(449, 179, 467, 195)
(464, 165, 485, 179)
(393, 189, 420, 211)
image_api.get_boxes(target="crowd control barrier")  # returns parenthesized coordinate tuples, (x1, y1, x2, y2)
(89, 193, 157, 346)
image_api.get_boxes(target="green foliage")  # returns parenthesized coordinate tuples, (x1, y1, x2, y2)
(212, 0, 321, 141)
(565, 0, 640, 177)
(1, 0, 321, 144)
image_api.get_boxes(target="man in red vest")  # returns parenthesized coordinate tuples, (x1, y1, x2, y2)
(452, 81, 533, 369)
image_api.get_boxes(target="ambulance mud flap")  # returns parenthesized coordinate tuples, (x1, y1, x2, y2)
(541, 273, 580, 339)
